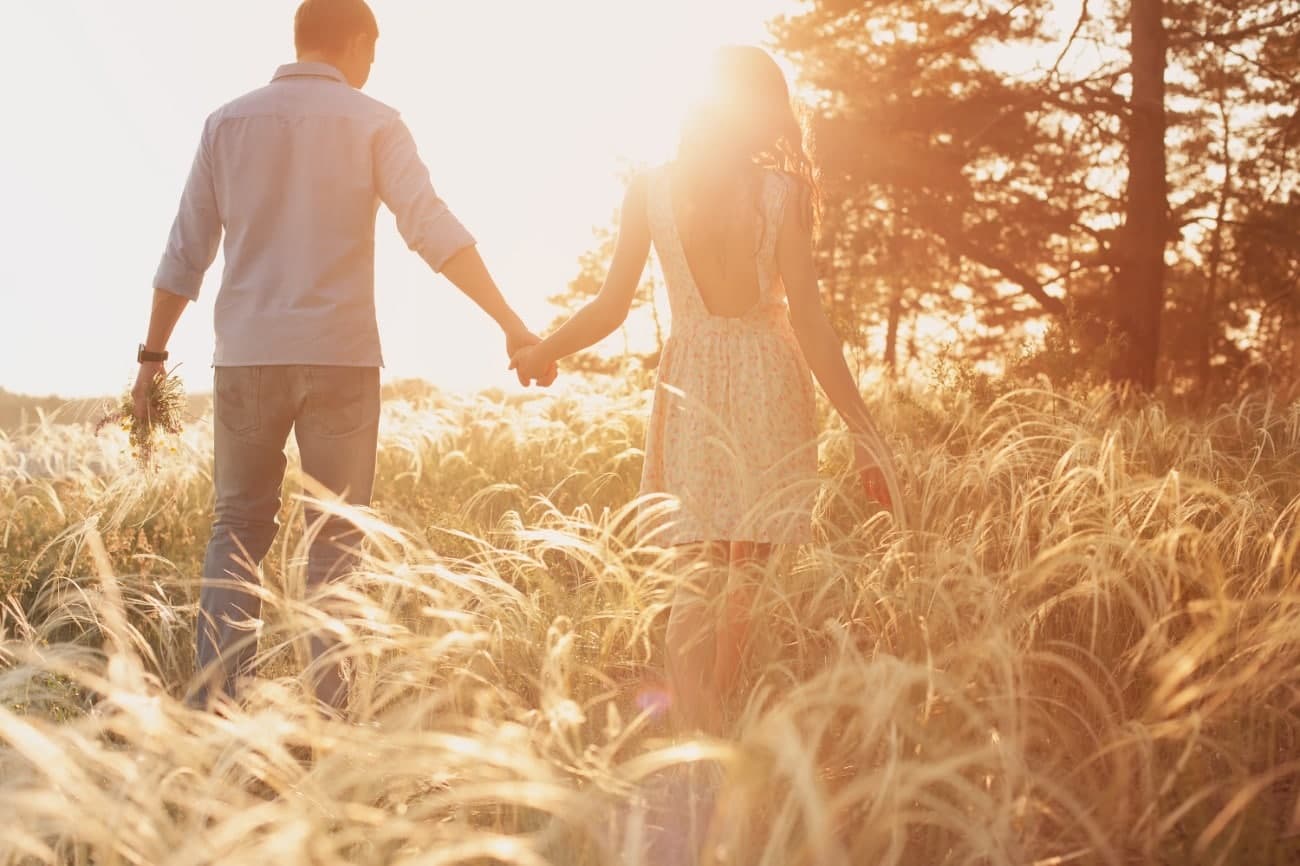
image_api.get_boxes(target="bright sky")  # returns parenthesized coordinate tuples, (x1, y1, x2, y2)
(0, 0, 794, 398)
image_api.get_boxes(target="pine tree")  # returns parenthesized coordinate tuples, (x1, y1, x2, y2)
(773, 0, 1299, 390)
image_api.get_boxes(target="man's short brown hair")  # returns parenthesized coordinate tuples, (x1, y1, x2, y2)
(294, 0, 379, 55)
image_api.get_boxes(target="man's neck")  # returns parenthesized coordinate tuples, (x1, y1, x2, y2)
(296, 52, 344, 72)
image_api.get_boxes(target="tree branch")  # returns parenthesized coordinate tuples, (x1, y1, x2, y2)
(1169, 9, 1300, 47)
(928, 221, 1069, 315)
(1047, 0, 1090, 81)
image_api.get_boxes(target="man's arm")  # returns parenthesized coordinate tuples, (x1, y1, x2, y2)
(437, 246, 532, 354)
(373, 114, 553, 385)
(437, 246, 556, 386)
(133, 289, 190, 424)
(154, 118, 221, 303)
(134, 120, 220, 422)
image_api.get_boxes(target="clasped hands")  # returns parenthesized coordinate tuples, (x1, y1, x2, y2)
(506, 329, 558, 388)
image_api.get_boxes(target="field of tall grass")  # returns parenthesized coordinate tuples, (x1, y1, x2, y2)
(1, 379, 1298, 865)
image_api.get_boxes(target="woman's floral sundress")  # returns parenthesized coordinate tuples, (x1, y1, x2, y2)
(638, 165, 819, 545)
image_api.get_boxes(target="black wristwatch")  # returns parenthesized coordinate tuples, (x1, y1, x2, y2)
(137, 344, 169, 364)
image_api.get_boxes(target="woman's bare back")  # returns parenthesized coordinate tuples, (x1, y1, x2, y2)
(667, 163, 769, 319)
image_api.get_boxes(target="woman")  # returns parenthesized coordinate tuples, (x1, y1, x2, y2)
(511, 46, 902, 731)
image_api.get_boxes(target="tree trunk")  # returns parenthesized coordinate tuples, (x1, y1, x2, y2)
(1198, 89, 1232, 403)
(885, 289, 903, 375)
(1111, 0, 1169, 390)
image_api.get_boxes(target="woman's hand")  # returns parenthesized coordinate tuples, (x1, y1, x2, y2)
(855, 443, 894, 511)
(510, 343, 557, 387)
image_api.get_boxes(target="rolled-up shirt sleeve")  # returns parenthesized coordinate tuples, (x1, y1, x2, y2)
(374, 114, 476, 273)
(153, 118, 222, 300)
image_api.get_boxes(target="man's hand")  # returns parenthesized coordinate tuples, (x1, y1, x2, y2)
(506, 329, 557, 387)
(132, 362, 167, 427)
(505, 328, 538, 362)
(509, 344, 558, 388)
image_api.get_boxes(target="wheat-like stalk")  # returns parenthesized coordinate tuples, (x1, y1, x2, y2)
(93, 372, 187, 468)
(0, 381, 1297, 865)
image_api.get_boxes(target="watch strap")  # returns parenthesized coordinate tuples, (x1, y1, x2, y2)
(138, 344, 169, 364)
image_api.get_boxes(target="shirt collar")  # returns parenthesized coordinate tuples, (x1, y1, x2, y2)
(271, 62, 349, 84)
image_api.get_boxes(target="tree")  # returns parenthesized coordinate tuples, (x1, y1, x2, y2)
(778, 1, 1109, 370)
(774, 0, 1300, 391)
(1112, 0, 1169, 389)
(1160, 0, 1300, 395)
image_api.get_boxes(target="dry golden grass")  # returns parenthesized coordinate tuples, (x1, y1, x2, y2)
(1, 381, 1298, 865)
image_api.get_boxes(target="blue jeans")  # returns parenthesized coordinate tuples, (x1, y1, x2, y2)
(190, 365, 380, 712)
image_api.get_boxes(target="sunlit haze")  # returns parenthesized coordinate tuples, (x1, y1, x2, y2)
(0, 0, 795, 398)
(1, 1, 1090, 399)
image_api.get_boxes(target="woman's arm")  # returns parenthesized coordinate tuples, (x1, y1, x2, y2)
(511, 176, 652, 380)
(778, 188, 903, 515)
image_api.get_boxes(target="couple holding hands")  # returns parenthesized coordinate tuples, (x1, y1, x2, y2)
(134, 0, 900, 727)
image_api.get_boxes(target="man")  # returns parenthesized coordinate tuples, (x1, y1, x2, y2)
(133, 0, 553, 713)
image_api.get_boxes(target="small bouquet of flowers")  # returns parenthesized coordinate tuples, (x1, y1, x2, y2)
(95, 370, 187, 468)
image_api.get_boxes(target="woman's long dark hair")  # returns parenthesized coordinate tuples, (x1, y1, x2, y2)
(675, 46, 821, 266)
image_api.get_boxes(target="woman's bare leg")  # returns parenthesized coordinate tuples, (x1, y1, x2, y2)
(712, 542, 772, 702)
(665, 542, 728, 733)
(659, 545, 773, 862)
